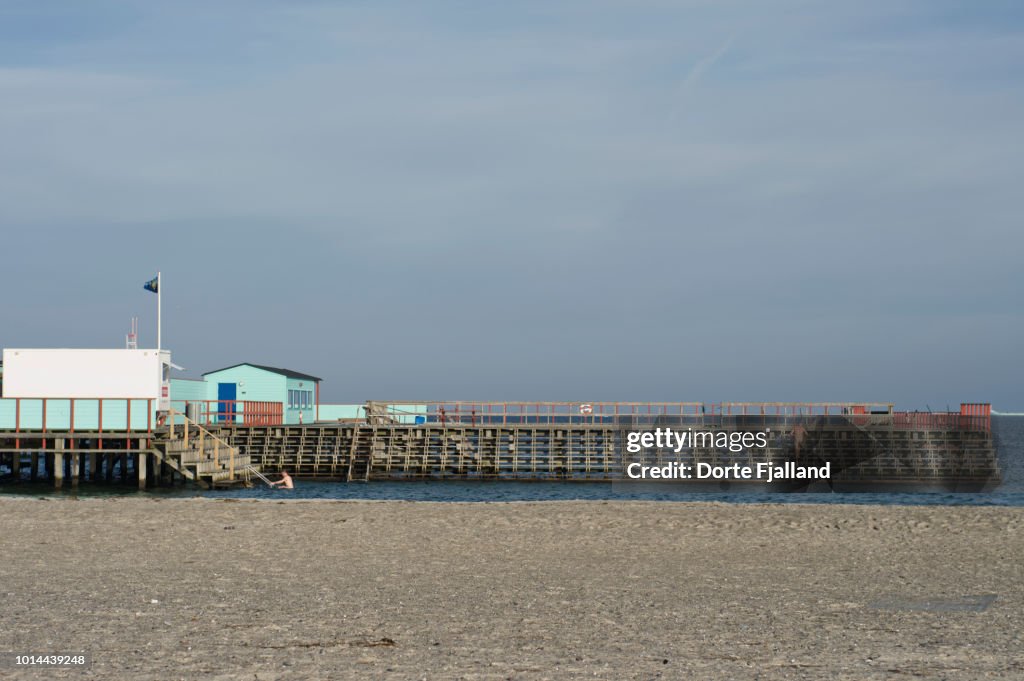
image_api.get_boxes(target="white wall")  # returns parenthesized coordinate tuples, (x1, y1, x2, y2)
(2, 349, 170, 404)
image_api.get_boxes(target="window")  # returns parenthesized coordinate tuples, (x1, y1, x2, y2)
(288, 389, 314, 409)
(289, 389, 314, 409)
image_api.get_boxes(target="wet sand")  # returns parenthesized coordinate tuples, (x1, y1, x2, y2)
(0, 498, 1021, 680)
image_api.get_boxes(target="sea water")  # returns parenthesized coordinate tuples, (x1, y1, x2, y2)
(4, 417, 1023, 506)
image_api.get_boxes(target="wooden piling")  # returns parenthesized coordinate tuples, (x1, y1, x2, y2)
(138, 452, 147, 490)
(71, 453, 80, 488)
(54, 440, 64, 489)
(30, 452, 38, 482)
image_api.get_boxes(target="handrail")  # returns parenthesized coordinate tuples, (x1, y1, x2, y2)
(246, 465, 274, 486)
(385, 401, 898, 426)
(353, 400, 990, 431)
(362, 400, 890, 408)
(365, 401, 897, 417)
(167, 408, 240, 479)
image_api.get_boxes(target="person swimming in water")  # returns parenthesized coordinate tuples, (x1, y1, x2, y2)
(268, 470, 294, 489)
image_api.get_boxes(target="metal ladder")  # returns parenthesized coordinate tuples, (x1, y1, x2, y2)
(246, 465, 274, 487)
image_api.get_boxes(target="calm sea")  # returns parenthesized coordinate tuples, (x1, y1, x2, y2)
(3, 417, 1023, 505)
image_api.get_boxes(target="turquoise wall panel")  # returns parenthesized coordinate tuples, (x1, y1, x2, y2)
(317, 404, 364, 421)
(0, 400, 16, 429)
(169, 378, 208, 424)
(317, 404, 427, 424)
(171, 378, 207, 403)
(0, 398, 156, 430)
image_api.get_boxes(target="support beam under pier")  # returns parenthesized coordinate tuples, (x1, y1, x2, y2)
(54, 440, 64, 489)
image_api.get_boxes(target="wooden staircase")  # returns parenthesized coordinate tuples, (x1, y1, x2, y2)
(154, 410, 260, 488)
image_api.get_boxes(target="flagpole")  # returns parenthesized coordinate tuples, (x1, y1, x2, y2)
(157, 271, 162, 351)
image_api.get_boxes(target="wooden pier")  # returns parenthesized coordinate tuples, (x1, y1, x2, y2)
(0, 401, 1000, 490)
(213, 403, 1000, 489)
(0, 407, 259, 489)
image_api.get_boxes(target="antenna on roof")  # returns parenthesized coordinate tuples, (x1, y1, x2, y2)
(126, 317, 138, 349)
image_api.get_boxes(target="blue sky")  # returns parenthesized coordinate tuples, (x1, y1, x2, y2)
(1, 1, 1022, 408)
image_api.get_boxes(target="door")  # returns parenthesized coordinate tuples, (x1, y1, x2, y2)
(218, 382, 237, 423)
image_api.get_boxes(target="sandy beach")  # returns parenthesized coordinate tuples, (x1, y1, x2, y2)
(0, 498, 1021, 680)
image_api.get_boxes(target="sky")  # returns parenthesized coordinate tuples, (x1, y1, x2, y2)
(0, 1, 1022, 408)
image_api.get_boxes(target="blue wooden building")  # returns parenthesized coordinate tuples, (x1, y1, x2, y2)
(200, 363, 321, 425)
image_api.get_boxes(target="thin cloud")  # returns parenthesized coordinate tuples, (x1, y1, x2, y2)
(680, 32, 737, 95)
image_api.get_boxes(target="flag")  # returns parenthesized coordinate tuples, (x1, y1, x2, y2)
(143, 276, 159, 293)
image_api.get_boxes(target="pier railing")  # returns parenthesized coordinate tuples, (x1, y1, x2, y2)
(0, 398, 282, 432)
(894, 404, 992, 432)
(354, 401, 990, 431)
(364, 401, 895, 426)
(169, 400, 283, 426)
(1, 398, 990, 434)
